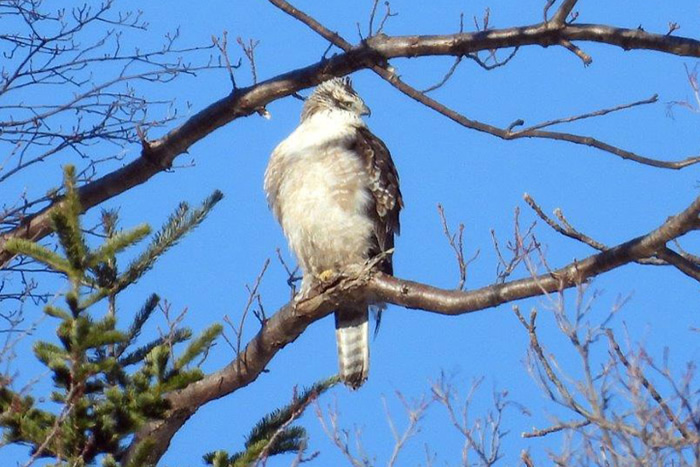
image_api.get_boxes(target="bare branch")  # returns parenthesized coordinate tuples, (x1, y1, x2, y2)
(269, 1, 699, 170)
(212, 31, 238, 89)
(236, 36, 261, 85)
(667, 22, 681, 36)
(384, 391, 431, 467)
(522, 419, 590, 438)
(523, 193, 606, 251)
(371, 193, 700, 314)
(606, 329, 694, 442)
(315, 400, 369, 467)
(275, 247, 301, 298)
(437, 204, 477, 290)
(517, 94, 659, 133)
(229, 258, 270, 358)
(421, 57, 463, 93)
(4, 3, 700, 268)
(559, 38, 592, 65)
(368, 0, 381, 37)
(123, 189, 700, 462)
(372, 65, 699, 170)
(513, 276, 700, 463)
(550, 0, 579, 26)
(524, 193, 700, 282)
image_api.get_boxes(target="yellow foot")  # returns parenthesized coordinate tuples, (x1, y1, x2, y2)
(317, 269, 335, 282)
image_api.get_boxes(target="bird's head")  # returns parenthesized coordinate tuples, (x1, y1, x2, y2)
(301, 77, 371, 121)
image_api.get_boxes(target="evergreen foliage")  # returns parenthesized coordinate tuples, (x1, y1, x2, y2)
(1, 166, 224, 465)
(203, 376, 339, 466)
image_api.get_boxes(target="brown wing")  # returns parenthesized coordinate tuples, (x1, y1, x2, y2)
(353, 126, 403, 275)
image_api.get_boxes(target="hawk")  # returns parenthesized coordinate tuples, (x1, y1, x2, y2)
(264, 77, 402, 389)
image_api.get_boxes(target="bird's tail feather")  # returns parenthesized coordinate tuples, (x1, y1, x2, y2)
(335, 307, 369, 390)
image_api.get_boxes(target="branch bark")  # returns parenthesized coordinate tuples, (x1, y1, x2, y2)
(270, 0, 700, 171)
(3, 18, 700, 267)
(126, 191, 700, 463)
(550, 0, 579, 26)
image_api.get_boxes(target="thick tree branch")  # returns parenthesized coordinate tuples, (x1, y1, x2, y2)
(369, 190, 700, 312)
(270, 0, 700, 170)
(125, 274, 365, 463)
(656, 247, 700, 282)
(127, 192, 700, 463)
(3, 15, 700, 267)
(365, 24, 700, 58)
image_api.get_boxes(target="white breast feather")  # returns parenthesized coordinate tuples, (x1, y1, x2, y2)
(265, 111, 374, 280)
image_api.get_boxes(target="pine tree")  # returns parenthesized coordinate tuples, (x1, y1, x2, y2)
(203, 377, 339, 467)
(1, 166, 224, 465)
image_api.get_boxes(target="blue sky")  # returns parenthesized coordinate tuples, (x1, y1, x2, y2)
(3, 1, 700, 465)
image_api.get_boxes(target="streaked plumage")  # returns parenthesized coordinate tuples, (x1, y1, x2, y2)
(264, 77, 402, 389)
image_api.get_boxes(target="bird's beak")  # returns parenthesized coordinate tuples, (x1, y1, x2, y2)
(360, 103, 371, 117)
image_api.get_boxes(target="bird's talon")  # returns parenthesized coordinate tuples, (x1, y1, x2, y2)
(317, 269, 335, 282)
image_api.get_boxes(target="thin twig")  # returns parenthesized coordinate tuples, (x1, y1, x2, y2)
(276, 247, 301, 298)
(235, 258, 270, 359)
(517, 94, 658, 133)
(422, 57, 463, 93)
(384, 391, 431, 467)
(437, 204, 470, 290)
(212, 31, 239, 89)
(315, 400, 367, 467)
(523, 193, 700, 282)
(368, 0, 381, 37)
(522, 419, 590, 438)
(376, 1, 397, 35)
(465, 47, 520, 71)
(236, 36, 261, 84)
(606, 329, 694, 442)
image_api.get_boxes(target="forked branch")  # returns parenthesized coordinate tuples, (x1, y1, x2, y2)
(3, 0, 700, 268)
(126, 189, 700, 463)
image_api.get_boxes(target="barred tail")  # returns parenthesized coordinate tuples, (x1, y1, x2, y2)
(335, 307, 369, 390)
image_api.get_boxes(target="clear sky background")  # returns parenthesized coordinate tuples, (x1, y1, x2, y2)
(3, 1, 700, 465)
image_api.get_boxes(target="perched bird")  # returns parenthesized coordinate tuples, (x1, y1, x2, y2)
(264, 77, 402, 389)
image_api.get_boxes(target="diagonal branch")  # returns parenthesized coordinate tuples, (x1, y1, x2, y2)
(656, 247, 700, 282)
(268, 0, 352, 50)
(4, 4, 700, 267)
(523, 193, 700, 282)
(126, 191, 700, 464)
(550, 0, 579, 26)
(606, 329, 694, 442)
(516, 94, 659, 132)
(269, 0, 700, 170)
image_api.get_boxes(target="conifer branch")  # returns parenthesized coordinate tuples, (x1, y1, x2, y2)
(117, 294, 161, 357)
(49, 166, 89, 277)
(119, 329, 191, 367)
(113, 190, 224, 296)
(0, 388, 57, 454)
(4, 238, 72, 275)
(174, 324, 224, 370)
(1, 168, 223, 465)
(43, 306, 72, 321)
(86, 224, 152, 268)
(204, 376, 339, 466)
